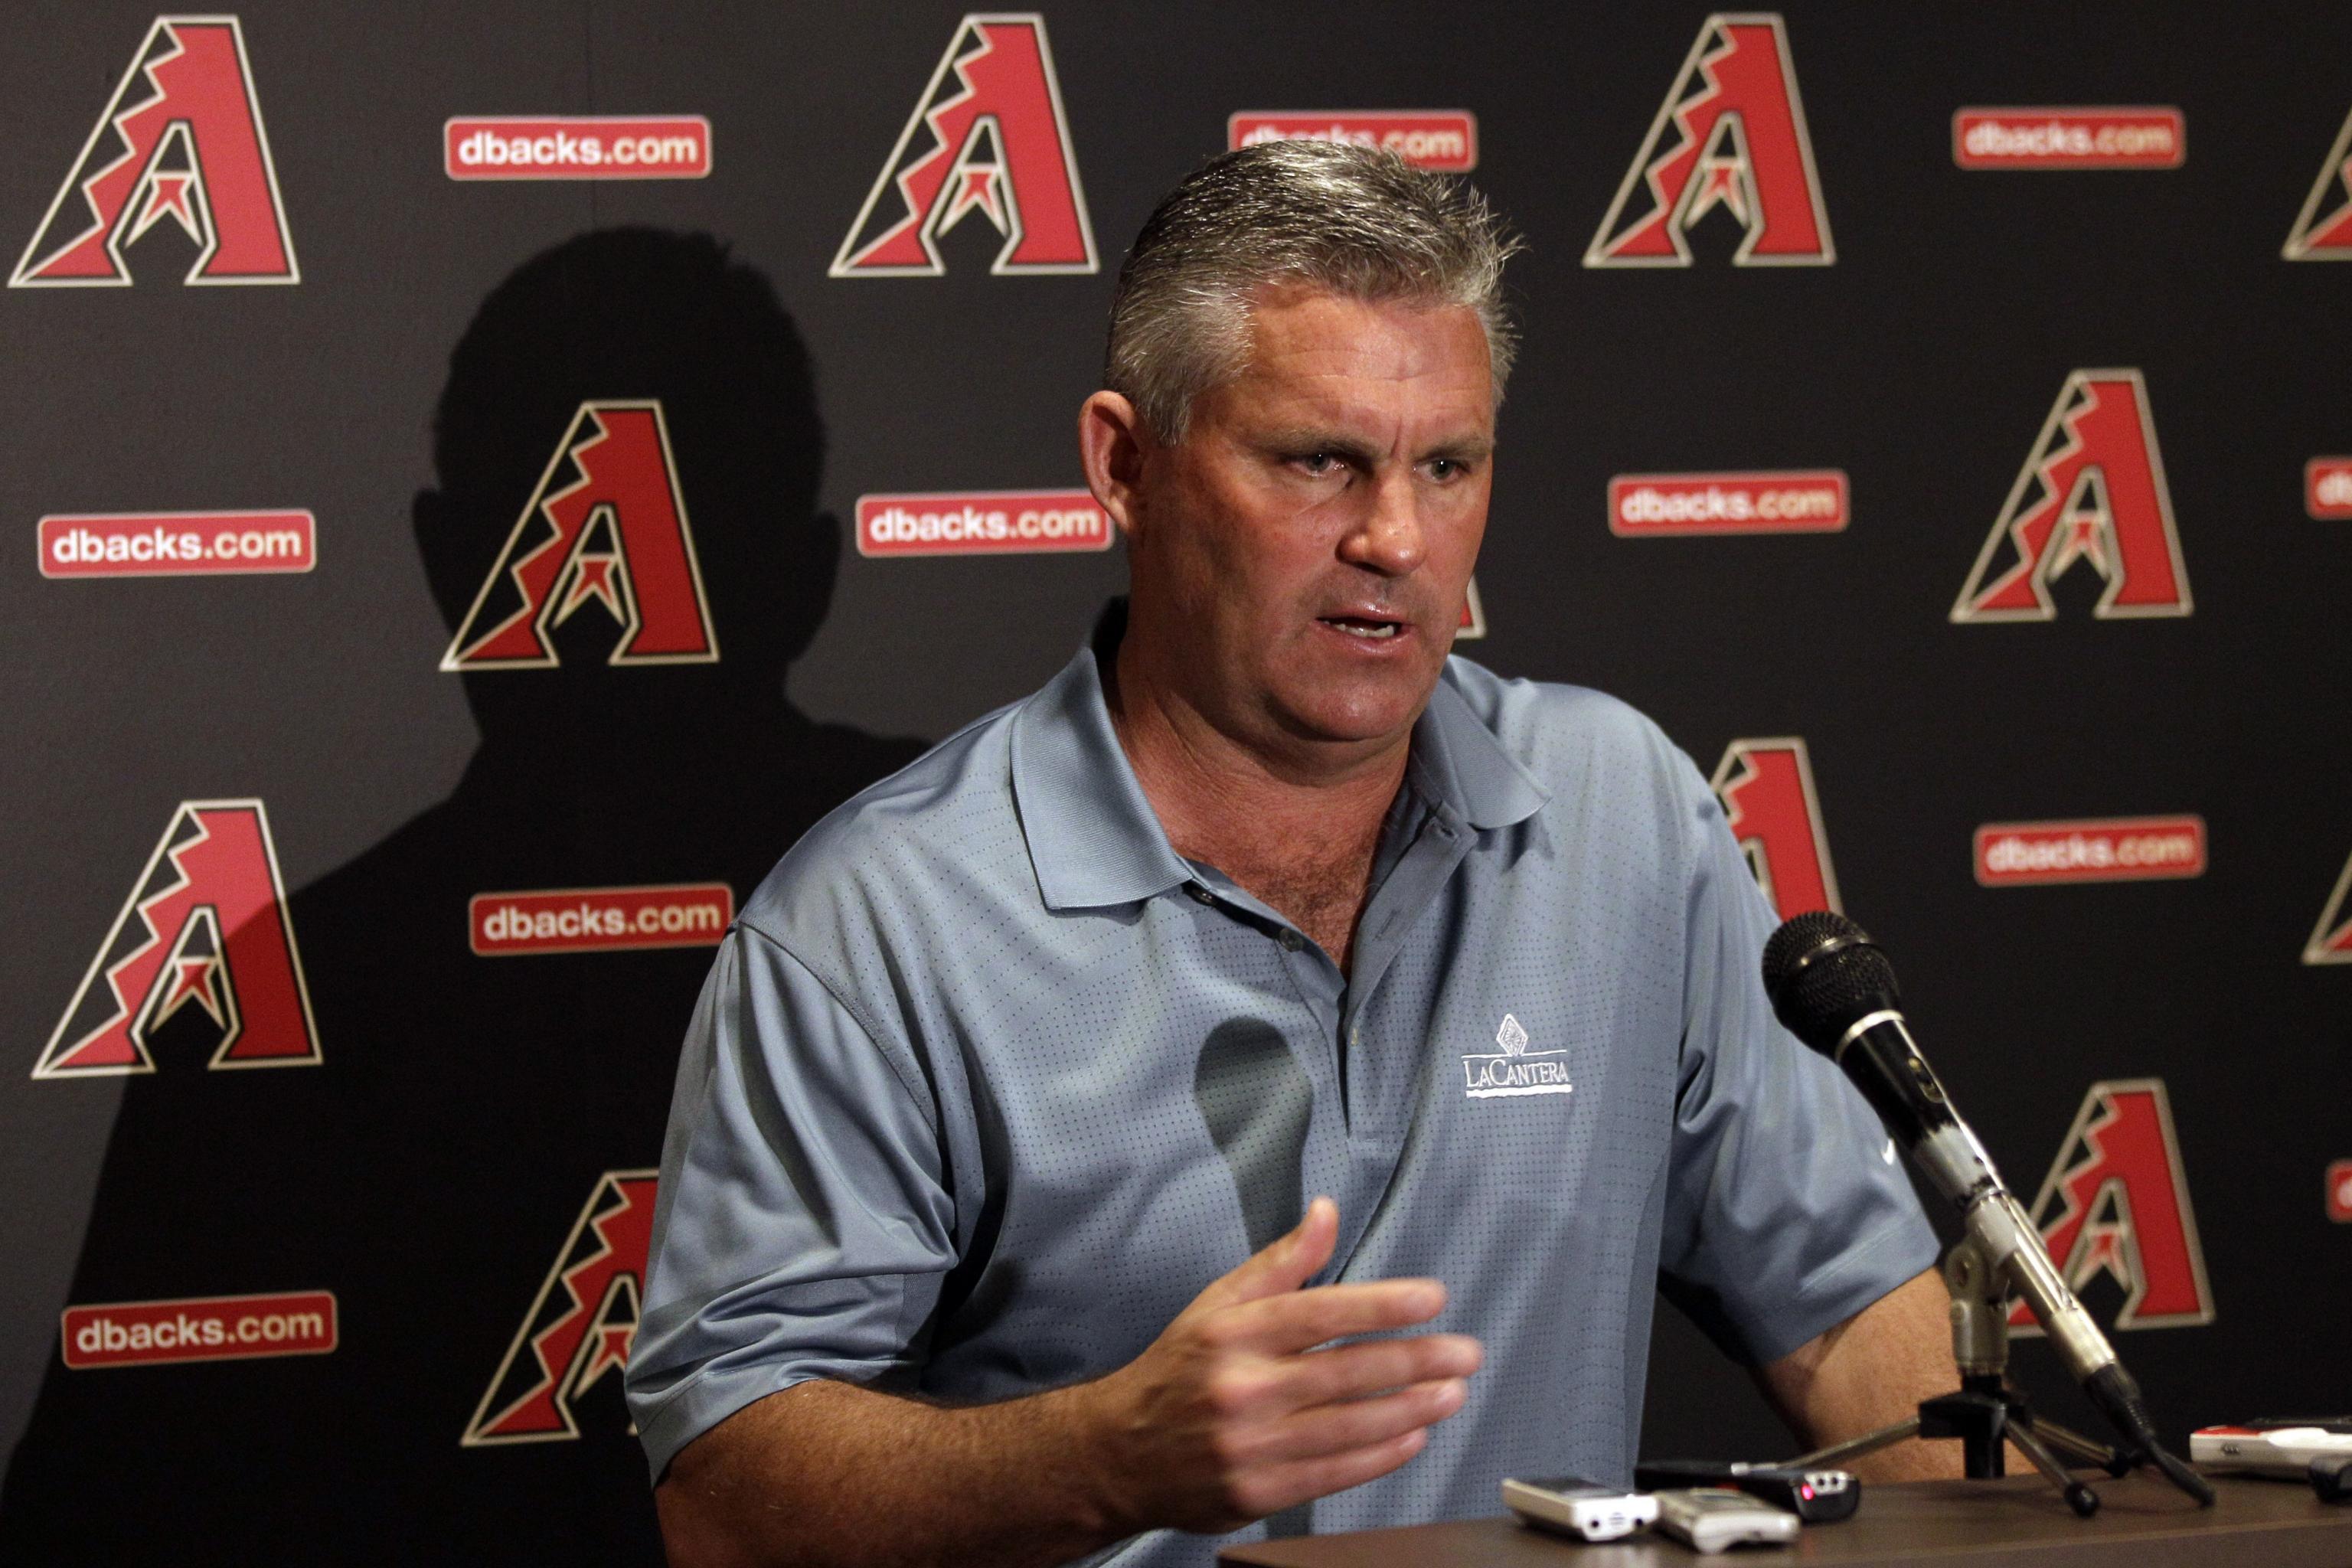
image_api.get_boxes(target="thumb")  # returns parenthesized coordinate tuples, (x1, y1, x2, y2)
(1194, 1197, 1338, 1312)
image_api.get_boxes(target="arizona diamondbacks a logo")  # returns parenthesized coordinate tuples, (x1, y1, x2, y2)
(37, 800, 320, 1078)
(1586, 13, 1831, 267)
(1953, 370, 2190, 622)
(2305, 849, 2352, 965)
(463, 1170, 658, 1445)
(1461, 1013, 1573, 1099)
(1710, 737, 1840, 920)
(441, 401, 719, 671)
(1458, 578, 1487, 640)
(14, 15, 297, 287)
(2011, 1080, 2213, 1332)
(2284, 106, 2352, 261)
(831, 14, 1096, 276)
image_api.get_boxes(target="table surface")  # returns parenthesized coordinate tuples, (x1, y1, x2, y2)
(1218, 1473, 2352, 1567)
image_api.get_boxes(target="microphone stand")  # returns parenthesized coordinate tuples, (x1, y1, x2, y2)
(1778, 1236, 2131, 1518)
(1759, 913, 2213, 1514)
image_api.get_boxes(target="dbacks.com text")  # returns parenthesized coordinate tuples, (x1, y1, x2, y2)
(1230, 112, 1478, 172)
(856, 490, 1114, 557)
(1609, 472, 1848, 536)
(39, 511, 315, 577)
(1975, 816, 2207, 885)
(1954, 110, 2184, 169)
(445, 116, 711, 180)
(469, 883, 734, 956)
(61, 1292, 337, 1369)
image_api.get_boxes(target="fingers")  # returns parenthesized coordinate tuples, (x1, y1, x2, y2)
(1269, 1334, 1484, 1411)
(1191, 1196, 1339, 1313)
(1217, 1277, 1449, 1355)
(1233, 1429, 1434, 1521)
(1226, 1377, 1470, 1470)
(1102, 1215, 1485, 1538)
(1187, 1331, 1481, 1436)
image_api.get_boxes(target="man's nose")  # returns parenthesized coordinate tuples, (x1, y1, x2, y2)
(1339, 470, 1426, 577)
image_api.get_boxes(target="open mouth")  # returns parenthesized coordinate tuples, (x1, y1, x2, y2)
(1319, 614, 1406, 641)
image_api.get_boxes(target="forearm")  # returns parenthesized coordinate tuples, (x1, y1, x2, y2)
(657, 1377, 1126, 1568)
(1754, 1268, 1966, 1481)
(652, 1204, 1476, 1565)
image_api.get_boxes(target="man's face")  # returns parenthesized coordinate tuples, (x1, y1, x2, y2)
(1125, 287, 1494, 759)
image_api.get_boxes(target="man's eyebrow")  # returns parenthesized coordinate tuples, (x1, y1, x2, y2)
(1253, 429, 1496, 464)
(1256, 429, 1381, 465)
(1422, 433, 1497, 462)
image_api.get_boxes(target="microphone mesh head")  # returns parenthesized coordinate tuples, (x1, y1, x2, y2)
(1761, 910, 1902, 1050)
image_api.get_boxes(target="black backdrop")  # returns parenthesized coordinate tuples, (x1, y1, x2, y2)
(3, 3, 2347, 1560)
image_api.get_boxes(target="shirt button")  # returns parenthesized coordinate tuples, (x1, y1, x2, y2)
(1277, 929, 1305, 952)
(1184, 883, 1214, 905)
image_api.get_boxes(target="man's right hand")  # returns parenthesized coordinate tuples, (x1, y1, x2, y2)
(655, 1198, 1479, 1568)
(1074, 1196, 1483, 1537)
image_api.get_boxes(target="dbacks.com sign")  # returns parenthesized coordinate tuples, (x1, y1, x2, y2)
(1609, 471, 1847, 536)
(469, 884, 733, 957)
(856, 489, 1112, 557)
(445, 116, 711, 181)
(832, 14, 1096, 277)
(1973, 816, 2206, 887)
(1952, 109, 2184, 171)
(1228, 112, 1478, 172)
(2307, 458, 2352, 519)
(61, 1290, 336, 1369)
(1588, 12, 1831, 267)
(40, 510, 314, 577)
(443, 401, 719, 671)
(14, 15, 296, 287)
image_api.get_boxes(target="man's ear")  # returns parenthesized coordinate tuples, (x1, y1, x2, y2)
(1078, 390, 1154, 544)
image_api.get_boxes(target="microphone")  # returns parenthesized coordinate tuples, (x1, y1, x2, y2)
(1762, 910, 2211, 1504)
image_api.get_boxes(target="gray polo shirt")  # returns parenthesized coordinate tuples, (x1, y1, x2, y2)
(627, 635, 1937, 1560)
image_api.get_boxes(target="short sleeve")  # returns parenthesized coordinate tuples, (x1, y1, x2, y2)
(625, 924, 957, 1480)
(1655, 760, 1941, 1366)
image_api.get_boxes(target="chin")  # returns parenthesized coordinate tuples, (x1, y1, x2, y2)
(1276, 681, 1432, 748)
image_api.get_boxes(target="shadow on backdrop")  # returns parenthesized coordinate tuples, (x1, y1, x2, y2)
(2, 229, 925, 1564)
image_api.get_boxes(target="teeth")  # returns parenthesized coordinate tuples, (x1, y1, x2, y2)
(1334, 622, 1397, 639)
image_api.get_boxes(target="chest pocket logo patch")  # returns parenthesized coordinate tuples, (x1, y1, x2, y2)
(1462, 1013, 1574, 1099)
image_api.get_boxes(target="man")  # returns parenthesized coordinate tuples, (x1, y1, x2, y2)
(628, 142, 1954, 1568)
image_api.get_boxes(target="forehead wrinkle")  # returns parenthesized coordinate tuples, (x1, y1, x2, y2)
(1246, 371, 1492, 457)
(1192, 291, 1494, 460)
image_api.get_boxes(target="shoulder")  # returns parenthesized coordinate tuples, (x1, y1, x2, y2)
(1441, 654, 1707, 800)
(737, 694, 1032, 966)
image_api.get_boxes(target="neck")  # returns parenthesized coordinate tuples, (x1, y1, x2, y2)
(1106, 636, 1411, 974)
(1109, 641, 1407, 841)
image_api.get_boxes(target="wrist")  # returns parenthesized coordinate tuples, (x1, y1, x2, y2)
(1049, 1370, 1146, 1540)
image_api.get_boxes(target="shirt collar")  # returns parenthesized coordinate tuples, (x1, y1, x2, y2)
(1409, 665, 1553, 831)
(1011, 619, 1551, 912)
(1011, 642, 1196, 912)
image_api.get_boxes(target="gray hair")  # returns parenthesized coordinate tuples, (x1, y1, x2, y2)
(1105, 139, 1524, 443)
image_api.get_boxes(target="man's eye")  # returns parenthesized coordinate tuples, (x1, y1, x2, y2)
(1295, 450, 1343, 476)
(1426, 458, 1467, 481)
